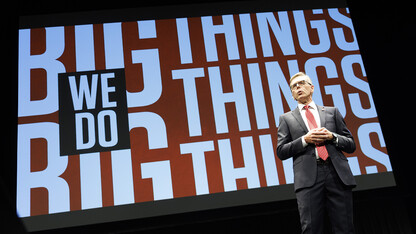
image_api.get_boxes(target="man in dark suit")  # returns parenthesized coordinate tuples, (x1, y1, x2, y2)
(276, 72, 356, 234)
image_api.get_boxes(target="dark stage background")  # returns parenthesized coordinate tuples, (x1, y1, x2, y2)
(2, 0, 415, 233)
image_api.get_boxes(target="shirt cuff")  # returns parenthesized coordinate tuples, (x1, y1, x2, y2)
(301, 136, 308, 147)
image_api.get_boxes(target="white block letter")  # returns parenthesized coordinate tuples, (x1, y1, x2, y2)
(180, 141, 215, 195)
(17, 123, 69, 217)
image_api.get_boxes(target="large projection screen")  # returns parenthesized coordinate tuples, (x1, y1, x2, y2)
(17, 0, 394, 231)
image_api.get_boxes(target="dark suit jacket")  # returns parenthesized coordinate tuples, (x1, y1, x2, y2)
(276, 105, 356, 191)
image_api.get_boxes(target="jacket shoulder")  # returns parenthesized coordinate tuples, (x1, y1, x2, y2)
(320, 105, 338, 113)
(280, 109, 296, 121)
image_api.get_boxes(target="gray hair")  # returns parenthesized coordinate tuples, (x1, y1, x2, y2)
(289, 72, 313, 86)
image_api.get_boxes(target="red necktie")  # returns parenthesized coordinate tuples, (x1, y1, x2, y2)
(304, 105, 329, 160)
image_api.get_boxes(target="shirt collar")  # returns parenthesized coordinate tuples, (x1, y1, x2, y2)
(298, 101, 317, 111)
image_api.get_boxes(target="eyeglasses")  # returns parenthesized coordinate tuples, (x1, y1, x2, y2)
(290, 80, 311, 90)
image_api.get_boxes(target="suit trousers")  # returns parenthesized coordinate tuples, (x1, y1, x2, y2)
(295, 159, 354, 234)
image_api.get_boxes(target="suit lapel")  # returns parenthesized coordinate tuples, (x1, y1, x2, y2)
(316, 105, 326, 127)
(291, 107, 308, 133)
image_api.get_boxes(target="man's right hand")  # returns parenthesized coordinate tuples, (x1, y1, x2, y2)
(304, 128, 330, 144)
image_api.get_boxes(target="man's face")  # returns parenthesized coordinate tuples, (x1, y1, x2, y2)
(290, 76, 314, 104)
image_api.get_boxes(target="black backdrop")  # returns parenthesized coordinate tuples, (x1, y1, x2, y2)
(2, 0, 415, 233)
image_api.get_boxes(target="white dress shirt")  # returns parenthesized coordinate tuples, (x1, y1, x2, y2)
(298, 101, 338, 159)
(298, 101, 321, 131)
(299, 101, 322, 159)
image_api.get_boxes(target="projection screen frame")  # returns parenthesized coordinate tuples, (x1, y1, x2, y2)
(17, 0, 395, 231)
